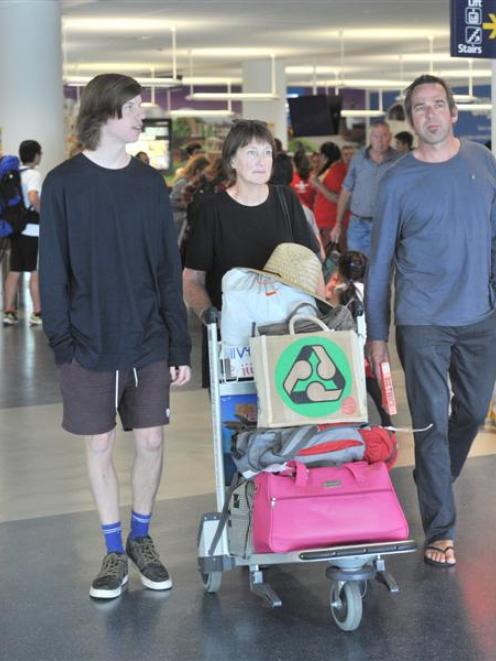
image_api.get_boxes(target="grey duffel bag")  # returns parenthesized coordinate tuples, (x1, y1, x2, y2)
(232, 424, 365, 478)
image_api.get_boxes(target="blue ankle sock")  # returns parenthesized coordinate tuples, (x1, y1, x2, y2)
(130, 511, 151, 540)
(101, 521, 124, 554)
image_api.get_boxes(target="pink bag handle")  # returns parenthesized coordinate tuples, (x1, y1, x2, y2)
(284, 460, 368, 486)
(341, 461, 367, 485)
(283, 461, 309, 487)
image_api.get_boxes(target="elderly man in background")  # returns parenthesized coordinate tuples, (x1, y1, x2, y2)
(331, 120, 398, 256)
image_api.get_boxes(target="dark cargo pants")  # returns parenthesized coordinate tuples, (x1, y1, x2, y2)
(396, 312, 496, 543)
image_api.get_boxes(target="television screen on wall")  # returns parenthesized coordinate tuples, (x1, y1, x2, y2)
(288, 94, 342, 137)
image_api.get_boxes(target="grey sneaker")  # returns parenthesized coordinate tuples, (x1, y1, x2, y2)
(126, 535, 172, 590)
(89, 552, 128, 599)
(29, 312, 42, 326)
(3, 311, 18, 326)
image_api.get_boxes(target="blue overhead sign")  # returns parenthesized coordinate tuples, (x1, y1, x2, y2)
(450, 0, 496, 58)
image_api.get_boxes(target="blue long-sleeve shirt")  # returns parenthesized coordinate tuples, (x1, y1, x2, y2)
(366, 140, 496, 341)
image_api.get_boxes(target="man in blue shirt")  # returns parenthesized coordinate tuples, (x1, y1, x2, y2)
(331, 120, 398, 256)
(366, 74, 496, 568)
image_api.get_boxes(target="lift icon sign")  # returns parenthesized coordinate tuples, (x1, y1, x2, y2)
(275, 337, 352, 417)
(466, 7, 481, 24)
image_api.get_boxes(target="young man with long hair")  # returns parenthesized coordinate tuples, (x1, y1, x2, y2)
(40, 74, 191, 599)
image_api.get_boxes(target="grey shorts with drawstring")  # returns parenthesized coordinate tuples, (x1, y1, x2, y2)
(58, 358, 171, 435)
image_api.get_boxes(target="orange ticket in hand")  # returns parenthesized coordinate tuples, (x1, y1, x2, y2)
(380, 361, 397, 416)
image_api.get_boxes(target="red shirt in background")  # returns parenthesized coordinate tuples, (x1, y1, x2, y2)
(291, 172, 316, 209)
(313, 160, 350, 230)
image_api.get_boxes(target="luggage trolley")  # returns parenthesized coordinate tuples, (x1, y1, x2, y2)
(197, 311, 416, 632)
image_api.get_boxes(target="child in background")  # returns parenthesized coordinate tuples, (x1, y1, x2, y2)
(326, 251, 392, 427)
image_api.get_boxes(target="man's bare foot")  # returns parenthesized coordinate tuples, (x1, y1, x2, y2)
(424, 539, 456, 567)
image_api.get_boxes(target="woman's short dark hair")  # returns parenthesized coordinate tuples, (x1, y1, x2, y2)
(76, 73, 142, 150)
(318, 141, 341, 175)
(403, 74, 456, 125)
(293, 148, 311, 180)
(19, 140, 41, 164)
(222, 120, 276, 185)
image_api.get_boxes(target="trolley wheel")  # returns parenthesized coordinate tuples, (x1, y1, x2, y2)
(201, 571, 223, 594)
(329, 581, 363, 631)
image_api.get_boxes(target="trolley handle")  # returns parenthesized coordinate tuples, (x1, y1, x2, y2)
(201, 306, 220, 326)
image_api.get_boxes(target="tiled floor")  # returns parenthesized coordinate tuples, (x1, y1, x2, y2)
(1, 303, 496, 660)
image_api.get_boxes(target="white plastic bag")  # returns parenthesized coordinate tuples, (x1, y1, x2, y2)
(221, 268, 317, 348)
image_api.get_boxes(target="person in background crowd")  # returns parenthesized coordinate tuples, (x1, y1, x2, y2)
(40, 73, 191, 600)
(185, 142, 203, 157)
(271, 151, 325, 261)
(183, 119, 318, 386)
(269, 151, 293, 186)
(68, 139, 84, 159)
(313, 144, 354, 250)
(366, 74, 496, 568)
(291, 149, 316, 211)
(170, 155, 210, 240)
(331, 120, 398, 256)
(179, 156, 228, 261)
(173, 142, 205, 179)
(316, 141, 341, 177)
(135, 151, 150, 165)
(394, 131, 414, 154)
(3, 139, 43, 327)
(310, 151, 323, 177)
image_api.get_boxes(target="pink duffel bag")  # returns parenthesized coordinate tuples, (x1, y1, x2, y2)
(252, 460, 409, 553)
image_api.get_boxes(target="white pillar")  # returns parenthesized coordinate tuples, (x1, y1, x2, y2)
(242, 59, 288, 149)
(0, 0, 65, 176)
(492, 60, 496, 158)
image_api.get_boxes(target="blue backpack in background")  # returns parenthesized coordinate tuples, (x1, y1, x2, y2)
(0, 155, 28, 238)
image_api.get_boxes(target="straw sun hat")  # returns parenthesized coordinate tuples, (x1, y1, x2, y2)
(245, 243, 329, 306)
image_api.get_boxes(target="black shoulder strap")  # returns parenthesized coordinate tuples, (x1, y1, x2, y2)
(275, 185, 294, 240)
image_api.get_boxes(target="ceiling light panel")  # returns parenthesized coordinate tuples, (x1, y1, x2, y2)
(292, 27, 449, 42)
(190, 48, 283, 58)
(187, 92, 279, 101)
(285, 65, 359, 76)
(182, 77, 242, 85)
(169, 109, 235, 118)
(66, 62, 163, 72)
(64, 17, 195, 32)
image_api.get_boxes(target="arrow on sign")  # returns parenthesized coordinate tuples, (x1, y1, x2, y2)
(483, 13, 496, 38)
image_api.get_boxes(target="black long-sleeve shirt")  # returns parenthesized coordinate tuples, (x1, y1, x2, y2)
(40, 153, 191, 370)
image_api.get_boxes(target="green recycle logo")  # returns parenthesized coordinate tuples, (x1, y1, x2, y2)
(275, 337, 352, 417)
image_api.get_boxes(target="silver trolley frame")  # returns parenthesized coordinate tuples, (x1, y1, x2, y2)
(197, 316, 416, 632)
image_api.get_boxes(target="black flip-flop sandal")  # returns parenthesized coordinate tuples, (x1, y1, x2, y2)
(424, 544, 456, 568)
